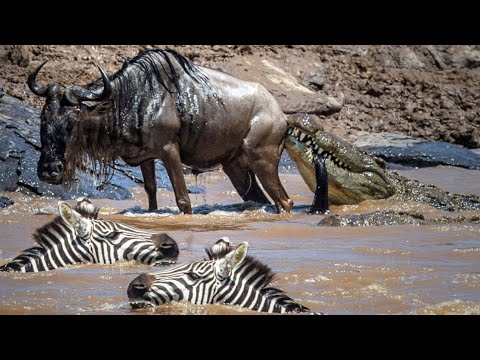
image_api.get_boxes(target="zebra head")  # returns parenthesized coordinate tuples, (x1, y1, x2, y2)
(128, 238, 312, 314)
(0, 199, 179, 272)
(57, 201, 179, 265)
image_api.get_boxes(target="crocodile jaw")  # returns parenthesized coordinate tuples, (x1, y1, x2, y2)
(285, 132, 395, 205)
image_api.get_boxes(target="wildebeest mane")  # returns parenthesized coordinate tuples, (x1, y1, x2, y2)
(87, 49, 211, 98)
(65, 49, 215, 186)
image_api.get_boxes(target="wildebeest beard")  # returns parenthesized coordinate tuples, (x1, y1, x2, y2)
(62, 111, 117, 188)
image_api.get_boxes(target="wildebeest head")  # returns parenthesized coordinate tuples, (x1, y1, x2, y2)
(28, 61, 112, 185)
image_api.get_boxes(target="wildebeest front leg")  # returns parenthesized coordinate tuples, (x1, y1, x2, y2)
(222, 153, 271, 204)
(140, 160, 158, 211)
(161, 143, 192, 214)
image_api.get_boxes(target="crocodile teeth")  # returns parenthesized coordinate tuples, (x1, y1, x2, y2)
(299, 132, 307, 142)
(305, 140, 312, 146)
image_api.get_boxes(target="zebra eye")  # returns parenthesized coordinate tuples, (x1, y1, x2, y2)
(187, 272, 201, 281)
(107, 231, 120, 240)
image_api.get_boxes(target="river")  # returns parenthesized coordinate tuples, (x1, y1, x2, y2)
(1, 160, 479, 314)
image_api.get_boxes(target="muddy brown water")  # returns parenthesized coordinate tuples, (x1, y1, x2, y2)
(1, 165, 479, 315)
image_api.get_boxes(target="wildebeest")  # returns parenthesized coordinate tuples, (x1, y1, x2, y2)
(28, 49, 326, 214)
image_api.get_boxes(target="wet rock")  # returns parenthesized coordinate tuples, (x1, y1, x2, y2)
(365, 142, 480, 170)
(0, 196, 14, 209)
(353, 131, 480, 170)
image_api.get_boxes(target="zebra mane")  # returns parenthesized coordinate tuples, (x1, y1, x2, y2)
(32, 200, 99, 248)
(74, 199, 100, 219)
(205, 239, 311, 312)
(205, 238, 236, 260)
(205, 239, 275, 291)
(239, 258, 310, 313)
(32, 216, 71, 248)
(239, 256, 276, 291)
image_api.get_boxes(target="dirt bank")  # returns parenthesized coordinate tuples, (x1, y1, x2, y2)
(1, 45, 479, 147)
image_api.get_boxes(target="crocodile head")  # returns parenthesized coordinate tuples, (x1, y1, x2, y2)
(285, 114, 396, 205)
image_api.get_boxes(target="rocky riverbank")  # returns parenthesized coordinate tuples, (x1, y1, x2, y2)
(1, 45, 479, 147)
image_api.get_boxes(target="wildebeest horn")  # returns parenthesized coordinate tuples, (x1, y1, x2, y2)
(64, 65, 112, 105)
(27, 61, 49, 97)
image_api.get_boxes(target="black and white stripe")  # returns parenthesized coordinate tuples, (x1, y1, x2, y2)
(128, 238, 312, 314)
(0, 199, 178, 273)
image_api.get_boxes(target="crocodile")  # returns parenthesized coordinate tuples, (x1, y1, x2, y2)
(285, 113, 480, 213)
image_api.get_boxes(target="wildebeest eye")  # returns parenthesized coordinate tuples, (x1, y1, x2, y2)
(107, 231, 120, 240)
(94, 102, 112, 114)
(187, 272, 201, 281)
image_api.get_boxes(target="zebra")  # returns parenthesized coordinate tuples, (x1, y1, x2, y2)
(0, 199, 179, 273)
(128, 238, 315, 314)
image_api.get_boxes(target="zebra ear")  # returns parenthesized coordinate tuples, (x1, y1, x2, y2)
(215, 242, 249, 279)
(58, 201, 84, 229)
(225, 242, 249, 269)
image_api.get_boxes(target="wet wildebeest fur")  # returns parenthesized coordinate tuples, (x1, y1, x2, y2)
(29, 49, 296, 214)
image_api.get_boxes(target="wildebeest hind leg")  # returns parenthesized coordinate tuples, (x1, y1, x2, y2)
(222, 153, 271, 204)
(140, 160, 158, 211)
(245, 146, 293, 213)
(161, 144, 192, 214)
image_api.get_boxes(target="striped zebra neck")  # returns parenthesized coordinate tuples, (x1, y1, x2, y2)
(216, 256, 311, 314)
(129, 240, 311, 314)
(0, 216, 91, 272)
